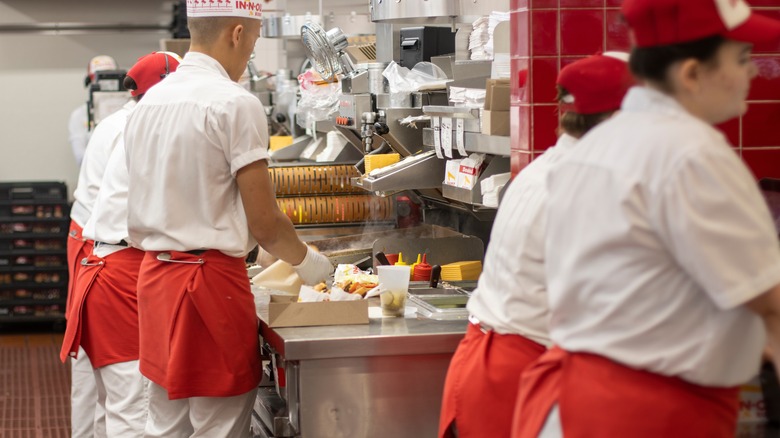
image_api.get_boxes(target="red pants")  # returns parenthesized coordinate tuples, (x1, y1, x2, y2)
(61, 248, 143, 368)
(137, 250, 262, 399)
(66, 220, 93, 316)
(439, 323, 546, 438)
(512, 347, 740, 438)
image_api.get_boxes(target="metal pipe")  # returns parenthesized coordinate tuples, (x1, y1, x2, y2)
(0, 22, 171, 35)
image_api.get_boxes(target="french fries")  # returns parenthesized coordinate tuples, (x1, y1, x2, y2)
(311, 280, 377, 297)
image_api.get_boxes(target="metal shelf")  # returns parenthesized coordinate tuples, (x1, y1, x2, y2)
(0, 315, 65, 323)
(0, 248, 67, 256)
(441, 184, 485, 205)
(0, 281, 67, 290)
(0, 199, 67, 206)
(0, 265, 67, 273)
(0, 298, 66, 306)
(0, 216, 69, 223)
(351, 151, 446, 193)
(422, 128, 511, 156)
(0, 232, 66, 240)
(439, 156, 511, 207)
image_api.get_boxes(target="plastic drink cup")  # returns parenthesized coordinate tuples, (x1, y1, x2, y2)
(377, 265, 410, 317)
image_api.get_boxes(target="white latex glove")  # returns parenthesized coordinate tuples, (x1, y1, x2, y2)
(293, 246, 334, 285)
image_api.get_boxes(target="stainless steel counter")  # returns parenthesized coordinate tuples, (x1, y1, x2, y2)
(255, 290, 467, 359)
(252, 288, 468, 438)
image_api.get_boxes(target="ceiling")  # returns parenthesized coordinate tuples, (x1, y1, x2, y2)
(0, 0, 369, 25)
(0, 1, 175, 25)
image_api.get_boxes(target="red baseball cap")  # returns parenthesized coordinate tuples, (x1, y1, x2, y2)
(622, 0, 780, 48)
(125, 52, 182, 97)
(557, 52, 635, 115)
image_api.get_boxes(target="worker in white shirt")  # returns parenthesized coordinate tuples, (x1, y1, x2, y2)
(123, 2, 332, 436)
(65, 56, 124, 438)
(67, 55, 118, 167)
(512, 1, 780, 437)
(438, 53, 634, 438)
(61, 51, 181, 437)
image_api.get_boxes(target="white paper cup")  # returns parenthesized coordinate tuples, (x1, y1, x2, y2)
(377, 265, 411, 317)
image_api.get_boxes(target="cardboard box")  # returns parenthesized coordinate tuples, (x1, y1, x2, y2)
(444, 159, 462, 186)
(267, 295, 369, 328)
(481, 110, 510, 136)
(485, 79, 511, 111)
(456, 154, 486, 189)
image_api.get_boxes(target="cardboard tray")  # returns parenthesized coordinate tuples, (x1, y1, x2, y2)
(267, 295, 369, 328)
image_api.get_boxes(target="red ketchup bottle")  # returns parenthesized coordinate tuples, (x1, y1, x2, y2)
(412, 254, 433, 282)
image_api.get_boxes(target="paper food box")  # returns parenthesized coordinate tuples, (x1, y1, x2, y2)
(267, 295, 369, 328)
(456, 154, 486, 190)
(445, 159, 462, 186)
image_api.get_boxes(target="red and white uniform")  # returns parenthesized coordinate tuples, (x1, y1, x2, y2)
(63, 100, 136, 361)
(124, 52, 266, 433)
(513, 87, 780, 437)
(65, 99, 132, 438)
(62, 103, 147, 436)
(439, 135, 577, 437)
(69, 100, 134, 231)
(125, 53, 268, 258)
(67, 100, 133, 311)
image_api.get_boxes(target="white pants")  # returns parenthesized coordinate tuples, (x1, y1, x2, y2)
(93, 360, 148, 437)
(539, 404, 563, 438)
(71, 347, 107, 438)
(144, 382, 257, 438)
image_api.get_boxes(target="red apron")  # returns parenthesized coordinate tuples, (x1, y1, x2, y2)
(66, 220, 93, 316)
(511, 347, 740, 438)
(439, 323, 546, 438)
(137, 250, 261, 399)
(60, 248, 143, 368)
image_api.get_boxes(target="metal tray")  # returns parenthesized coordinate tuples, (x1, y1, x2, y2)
(409, 287, 470, 320)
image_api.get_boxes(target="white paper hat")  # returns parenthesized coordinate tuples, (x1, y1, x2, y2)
(186, 0, 263, 20)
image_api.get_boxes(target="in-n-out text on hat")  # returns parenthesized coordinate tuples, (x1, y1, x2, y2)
(185, 0, 263, 19)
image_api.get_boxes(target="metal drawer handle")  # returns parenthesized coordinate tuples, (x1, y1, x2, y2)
(156, 253, 204, 265)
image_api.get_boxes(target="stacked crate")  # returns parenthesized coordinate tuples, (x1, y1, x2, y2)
(0, 182, 69, 323)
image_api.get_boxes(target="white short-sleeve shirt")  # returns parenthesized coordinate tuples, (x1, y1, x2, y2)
(545, 87, 780, 386)
(467, 134, 578, 347)
(70, 100, 135, 227)
(82, 139, 132, 247)
(124, 52, 270, 257)
(68, 103, 90, 167)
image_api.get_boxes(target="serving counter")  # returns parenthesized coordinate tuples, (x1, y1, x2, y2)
(252, 287, 467, 438)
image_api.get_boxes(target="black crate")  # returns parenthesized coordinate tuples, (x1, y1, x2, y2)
(0, 182, 67, 201)
(0, 239, 65, 251)
(0, 222, 66, 235)
(0, 203, 68, 219)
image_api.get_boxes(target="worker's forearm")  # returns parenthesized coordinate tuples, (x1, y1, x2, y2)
(254, 210, 307, 265)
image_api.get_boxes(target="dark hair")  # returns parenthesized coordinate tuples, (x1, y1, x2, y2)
(556, 86, 614, 138)
(188, 16, 250, 45)
(123, 75, 142, 101)
(629, 35, 726, 90)
(123, 75, 137, 93)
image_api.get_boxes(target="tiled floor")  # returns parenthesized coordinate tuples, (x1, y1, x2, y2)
(0, 329, 70, 437)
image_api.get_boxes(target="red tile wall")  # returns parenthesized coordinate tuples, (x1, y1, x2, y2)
(510, 0, 780, 180)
